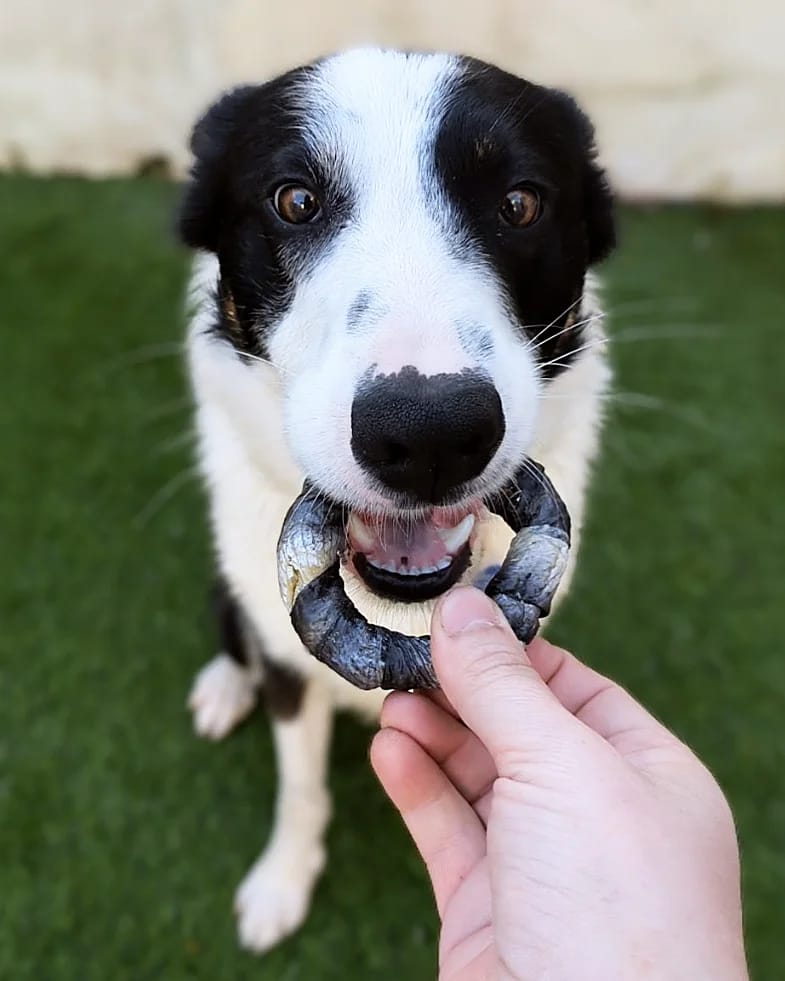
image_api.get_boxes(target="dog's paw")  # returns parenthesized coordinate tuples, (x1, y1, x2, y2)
(234, 841, 326, 953)
(187, 653, 257, 741)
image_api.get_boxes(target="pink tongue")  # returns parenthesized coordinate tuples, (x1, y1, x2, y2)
(359, 516, 450, 568)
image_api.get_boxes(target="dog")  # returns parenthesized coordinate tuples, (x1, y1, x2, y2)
(179, 47, 615, 953)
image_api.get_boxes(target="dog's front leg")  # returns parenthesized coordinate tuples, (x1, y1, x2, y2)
(234, 673, 333, 954)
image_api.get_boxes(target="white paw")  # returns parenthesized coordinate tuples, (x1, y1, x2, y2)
(187, 653, 257, 740)
(234, 841, 326, 953)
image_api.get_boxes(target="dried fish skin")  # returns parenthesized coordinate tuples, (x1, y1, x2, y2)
(277, 460, 571, 690)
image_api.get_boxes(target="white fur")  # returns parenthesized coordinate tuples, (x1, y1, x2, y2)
(234, 681, 333, 952)
(187, 653, 258, 741)
(185, 49, 610, 952)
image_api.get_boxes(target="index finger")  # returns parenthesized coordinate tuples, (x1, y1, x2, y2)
(526, 637, 675, 749)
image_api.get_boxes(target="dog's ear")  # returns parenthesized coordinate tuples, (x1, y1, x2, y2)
(178, 85, 258, 252)
(580, 132, 616, 266)
(548, 90, 616, 265)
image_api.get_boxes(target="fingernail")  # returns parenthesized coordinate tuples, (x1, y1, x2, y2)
(439, 586, 501, 635)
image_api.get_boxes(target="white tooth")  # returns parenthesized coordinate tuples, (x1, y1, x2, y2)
(407, 566, 421, 576)
(420, 565, 437, 575)
(436, 557, 452, 571)
(382, 561, 397, 573)
(348, 512, 376, 551)
(367, 556, 384, 570)
(437, 514, 476, 554)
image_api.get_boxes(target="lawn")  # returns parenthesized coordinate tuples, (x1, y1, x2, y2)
(1, 175, 783, 980)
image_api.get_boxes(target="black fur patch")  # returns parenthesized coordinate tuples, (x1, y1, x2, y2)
(211, 578, 304, 718)
(456, 319, 494, 360)
(346, 290, 374, 332)
(178, 69, 351, 358)
(211, 577, 248, 666)
(434, 58, 615, 378)
(259, 658, 305, 720)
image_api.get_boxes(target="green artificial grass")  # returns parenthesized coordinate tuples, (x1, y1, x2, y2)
(1, 174, 783, 980)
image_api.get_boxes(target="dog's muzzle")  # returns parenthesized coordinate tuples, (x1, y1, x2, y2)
(276, 460, 571, 690)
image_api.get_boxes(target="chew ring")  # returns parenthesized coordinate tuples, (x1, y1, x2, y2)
(277, 460, 571, 690)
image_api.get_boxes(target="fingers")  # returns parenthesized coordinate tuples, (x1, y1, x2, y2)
(430, 587, 575, 776)
(370, 727, 486, 917)
(429, 587, 675, 772)
(525, 637, 676, 749)
(381, 692, 496, 822)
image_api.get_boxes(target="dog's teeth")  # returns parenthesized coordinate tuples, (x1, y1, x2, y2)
(367, 558, 454, 578)
(348, 513, 376, 551)
(436, 514, 476, 554)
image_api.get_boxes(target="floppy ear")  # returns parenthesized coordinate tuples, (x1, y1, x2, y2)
(573, 102, 616, 265)
(548, 89, 617, 265)
(178, 85, 258, 252)
(582, 145, 616, 265)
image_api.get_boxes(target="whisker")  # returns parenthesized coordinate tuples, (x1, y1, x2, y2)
(133, 465, 198, 529)
(605, 391, 722, 435)
(485, 80, 532, 139)
(539, 337, 610, 371)
(527, 295, 585, 347)
(97, 342, 185, 375)
(139, 396, 192, 424)
(530, 312, 606, 352)
(236, 348, 291, 376)
(609, 297, 701, 317)
(537, 387, 722, 436)
(609, 324, 727, 344)
(150, 430, 196, 458)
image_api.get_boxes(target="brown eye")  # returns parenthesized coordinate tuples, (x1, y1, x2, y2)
(273, 184, 322, 224)
(499, 186, 541, 227)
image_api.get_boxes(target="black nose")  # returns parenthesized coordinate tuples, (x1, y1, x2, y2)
(350, 368, 505, 503)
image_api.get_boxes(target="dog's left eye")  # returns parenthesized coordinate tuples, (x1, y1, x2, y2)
(272, 184, 322, 224)
(499, 186, 541, 228)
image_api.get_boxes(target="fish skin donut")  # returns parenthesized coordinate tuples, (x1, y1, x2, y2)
(277, 460, 571, 690)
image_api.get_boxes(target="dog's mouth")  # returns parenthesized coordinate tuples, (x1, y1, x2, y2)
(346, 503, 480, 602)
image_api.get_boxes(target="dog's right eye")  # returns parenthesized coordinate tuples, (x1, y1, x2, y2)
(272, 184, 322, 224)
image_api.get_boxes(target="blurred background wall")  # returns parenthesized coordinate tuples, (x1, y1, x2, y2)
(3, 0, 784, 201)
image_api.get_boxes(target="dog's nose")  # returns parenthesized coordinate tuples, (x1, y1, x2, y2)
(351, 368, 505, 503)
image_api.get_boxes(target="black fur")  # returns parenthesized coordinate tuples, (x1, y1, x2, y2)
(259, 659, 305, 720)
(178, 68, 351, 357)
(212, 577, 249, 666)
(211, 578, 304, 718)
(435, 60, 615, 378)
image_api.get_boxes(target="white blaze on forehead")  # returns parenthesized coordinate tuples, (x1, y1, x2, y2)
(298, 49, 476, 376)
(303, 48, 458, 211)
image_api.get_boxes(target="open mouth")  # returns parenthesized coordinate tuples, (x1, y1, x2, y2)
(346, 505, 479, 602)
(277, 461, 571, 690)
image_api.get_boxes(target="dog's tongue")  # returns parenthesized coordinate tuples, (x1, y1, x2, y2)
(347, 510, 476, 576)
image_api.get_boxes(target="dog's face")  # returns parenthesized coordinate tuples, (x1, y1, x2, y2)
(181, 49, 614, 603)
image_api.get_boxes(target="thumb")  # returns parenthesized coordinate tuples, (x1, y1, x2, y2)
(431, 586, 578, 776)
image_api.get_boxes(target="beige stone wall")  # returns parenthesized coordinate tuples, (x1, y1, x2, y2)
(3, 0, 784, 200)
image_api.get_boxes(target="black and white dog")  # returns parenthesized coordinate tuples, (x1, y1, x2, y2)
(180, 48, 615, 952)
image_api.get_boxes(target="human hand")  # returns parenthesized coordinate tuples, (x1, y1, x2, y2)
(371, 586, 748, 981)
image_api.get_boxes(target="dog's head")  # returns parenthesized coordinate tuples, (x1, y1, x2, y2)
(180, 48, 614, 603)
